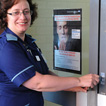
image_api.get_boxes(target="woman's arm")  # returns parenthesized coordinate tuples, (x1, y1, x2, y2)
(23, 71, 99, 92)
(48, 71, 95, 92)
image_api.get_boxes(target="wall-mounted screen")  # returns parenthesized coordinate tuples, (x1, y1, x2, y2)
(53, 9, 82, 74)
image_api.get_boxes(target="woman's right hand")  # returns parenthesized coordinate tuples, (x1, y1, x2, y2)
(79, 74, 99, 88)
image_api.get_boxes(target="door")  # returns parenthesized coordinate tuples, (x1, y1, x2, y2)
(90, 0, 106, 106)
(99, 0, 106, 95)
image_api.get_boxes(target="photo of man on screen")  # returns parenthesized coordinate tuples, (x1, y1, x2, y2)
(54, 21, 81, 52)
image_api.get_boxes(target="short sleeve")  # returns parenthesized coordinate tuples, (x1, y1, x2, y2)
(0, 42, 36, 87)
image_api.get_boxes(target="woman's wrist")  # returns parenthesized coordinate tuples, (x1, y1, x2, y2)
(77, 77, 81, 86)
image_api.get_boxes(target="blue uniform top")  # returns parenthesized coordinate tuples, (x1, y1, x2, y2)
(0, 28, 49, 106)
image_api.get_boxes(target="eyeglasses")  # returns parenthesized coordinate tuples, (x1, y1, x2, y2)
(7, 10, 33, 16)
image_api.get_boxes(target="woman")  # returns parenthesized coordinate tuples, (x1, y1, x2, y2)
(0, 0, 99, 106)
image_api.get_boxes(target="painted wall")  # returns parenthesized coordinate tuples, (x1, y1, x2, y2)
(27, 0, 90, 106)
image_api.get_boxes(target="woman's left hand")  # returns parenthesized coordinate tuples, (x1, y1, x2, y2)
(65, 87, 89, 92)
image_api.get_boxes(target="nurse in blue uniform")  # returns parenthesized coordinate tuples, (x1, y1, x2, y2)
(0, 0, 99, 106)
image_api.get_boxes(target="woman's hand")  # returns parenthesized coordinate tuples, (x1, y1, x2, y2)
(79, 74, 99, 88)
(65, 87, 89, 92)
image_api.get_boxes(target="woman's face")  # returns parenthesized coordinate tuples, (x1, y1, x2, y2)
(7, 0, 31, 35)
